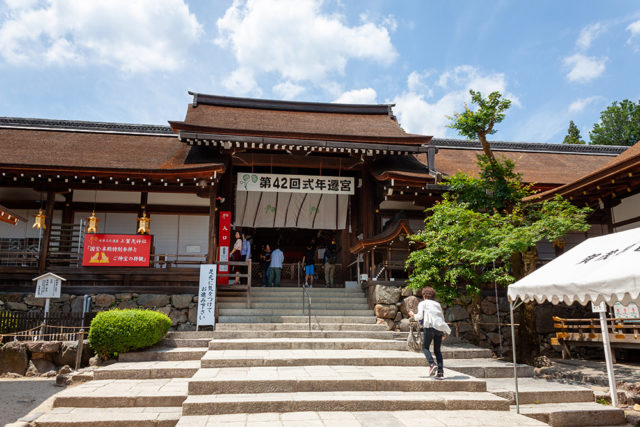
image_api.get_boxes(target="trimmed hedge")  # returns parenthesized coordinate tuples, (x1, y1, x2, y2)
(88, 309, 171, 359)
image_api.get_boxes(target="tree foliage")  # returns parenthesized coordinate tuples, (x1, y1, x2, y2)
(563, 120, 585, 145)
(590, 99, 640, 146)
(447, 90, 512, 162)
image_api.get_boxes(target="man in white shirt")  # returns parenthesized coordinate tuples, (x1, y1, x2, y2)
(268, 244, 284, 287)
(409, 286, 451, 379)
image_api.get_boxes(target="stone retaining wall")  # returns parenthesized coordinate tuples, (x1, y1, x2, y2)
(0, 292, 198, 331)
(0, 340, 92, 377)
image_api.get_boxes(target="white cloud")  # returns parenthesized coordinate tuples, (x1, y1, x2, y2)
(627, 19, 640, 50)
(273, 80, 305, 99)
(563, 53, 607, 83)
(216, 0, 397, 94)
(576, 22, 603, 50)
(0, 0, 202, 73)
(333, 88, 377, 104)
(392, 66, 516, 137)
(568, 96, 600, 113)
(223, 68, 262, 97)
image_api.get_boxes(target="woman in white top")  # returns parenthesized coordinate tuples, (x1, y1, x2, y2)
(229, 231, 243, 285)
(409, 286, 451, 379)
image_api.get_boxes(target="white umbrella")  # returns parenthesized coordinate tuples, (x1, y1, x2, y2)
(507, 227, 640, 411)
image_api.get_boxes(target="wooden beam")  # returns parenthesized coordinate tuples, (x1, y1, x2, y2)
(232, 153, 360, 170)
(38, 191, 56, 273)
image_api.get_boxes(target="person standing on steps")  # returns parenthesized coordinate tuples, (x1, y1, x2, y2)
(409, 286, 451, 379)
(260, 243, 272, 287)
(269, 243, 284, 287)
(229, 231, 243, 285)
(240, 232, 251, 285)
(323, 240, 337, 288)
(301, 242, 315, 288)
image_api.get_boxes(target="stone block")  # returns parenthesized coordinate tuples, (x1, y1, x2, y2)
(117, 300, 138, 309)
(115, 293, 132, 301)
(70, 297, 85, 313)
(394, 311, 402, 322)
(486, 332, 502, 345)
(24, 294, 46, 307)
(480, 314, 499, 331)
(171, 294, 194, 309)
(5, 301, 28, 311)
(137, 294, 170, 308)
(374, 285, 401, 304)
(481, 299, 497, 315)
(31, 358, 57, 374)
(188, 307, 197, 324)
(0, 341, 28, 375)
(94, 294, 116, 307)
(401, 296, 419, 316)
(158, 306, 172, 316)
(25, 341, 60, 354)
(169, 309, 188, 325)
(177, 323, 196, 331)
(401, 287, 413, 297)
(376, 318, 395, 331)
(374, 304, 397, 319)
(398, 318, 411, 332)
(25, 360, 39, 377)
(446, 305, 469, 322)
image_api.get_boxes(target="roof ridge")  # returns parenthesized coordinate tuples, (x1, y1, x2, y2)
(429, 138, 628, 155)
(0, 116, 174, 136)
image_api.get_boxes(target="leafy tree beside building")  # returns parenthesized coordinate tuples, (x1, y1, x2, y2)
(589, 99, 640, 146)
(563, 120, 585, 145)
(406, 90, 591, 362)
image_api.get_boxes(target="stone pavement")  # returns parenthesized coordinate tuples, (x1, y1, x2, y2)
(28, 288, 628, 426)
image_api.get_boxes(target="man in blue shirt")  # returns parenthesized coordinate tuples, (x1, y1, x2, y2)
(268, 244, 284, 287)
(240, 232, 251, 261)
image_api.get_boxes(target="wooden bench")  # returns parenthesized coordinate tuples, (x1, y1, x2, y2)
(551, 315, 640, 361)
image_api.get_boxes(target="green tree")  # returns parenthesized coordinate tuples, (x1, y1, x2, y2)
(590, 99, 640, 146)
(406, 90, 592, 362)
(448, 90, 512, 163)
(563, 121, 585, 145)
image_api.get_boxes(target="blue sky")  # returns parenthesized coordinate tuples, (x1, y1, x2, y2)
(0, 0, 639, 143)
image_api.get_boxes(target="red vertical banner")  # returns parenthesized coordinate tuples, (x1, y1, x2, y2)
(217, 211, 231, 285)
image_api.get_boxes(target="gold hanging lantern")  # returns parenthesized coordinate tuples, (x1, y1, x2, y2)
(86, 211, 99, 234)
(32, 209, 46, 230)
(137, 211, 151, 235)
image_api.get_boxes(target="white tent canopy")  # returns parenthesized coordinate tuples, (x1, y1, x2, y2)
(507, 227, 640, 410)
(508, 226, 640, 306)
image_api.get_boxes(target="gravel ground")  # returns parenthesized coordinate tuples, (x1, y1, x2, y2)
(0, 378, 60, 426)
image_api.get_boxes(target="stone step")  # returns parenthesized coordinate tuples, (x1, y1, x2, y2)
(94, 360, 200, 380)
(211, 330, 396, 339)
(52, 378, 188, 408)
(218, 302, 371, 309)
(119, 347, 207, 362)
(181, 391, 510, 415)
(218, 308, 373, 316)
(217, 315, 377, 324)
(187, 366, 486, 395)
(177, 410, 548, 426)
(513, 402, 627, 426)
(217, 296, 368, 304)
(250, 288, 364, 294)
(214, 322, 386, 331)
(486, 377, 595, 404)
(207, 338, 406, 351)
(32, 407, 181, 427)
(200, 348, 493, 368)
(160, 338, 211, 348)
(442, 359, 534, 378)
(165, 331, 214, 339)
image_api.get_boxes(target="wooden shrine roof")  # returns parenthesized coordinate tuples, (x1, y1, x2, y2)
(417, 138, 627, 189)
(526, 140, 640, 205)
(350, 219, 414, 253)
(0, 119, 225, 177)
(0, 203, 27, 225)
(370, 155, 434, 184)
(169, 92, 431, 148)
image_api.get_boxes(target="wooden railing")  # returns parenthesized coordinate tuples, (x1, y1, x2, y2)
(552, 315, 640, 359)
(0, 311, 96, 342)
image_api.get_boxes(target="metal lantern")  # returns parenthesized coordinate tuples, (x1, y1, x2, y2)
(137, 211, 151, 235)
(32, 209, 46, 230)
(86, 211, 99, 234)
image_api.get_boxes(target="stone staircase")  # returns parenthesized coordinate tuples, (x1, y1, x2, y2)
(31, 288, 627, 426)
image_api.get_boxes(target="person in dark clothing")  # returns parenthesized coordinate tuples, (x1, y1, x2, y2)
(301, 242, 315, 288)
(260, 244, 272, 287)
(323, 240, 338, 287)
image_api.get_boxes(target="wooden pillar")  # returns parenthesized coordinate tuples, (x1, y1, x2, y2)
(138, 192, 148, 217)
(206, 185, 218, 264)
(360, 172, 375, 239)
(38, 191, 56, 273)
(60, 192, 74, 255)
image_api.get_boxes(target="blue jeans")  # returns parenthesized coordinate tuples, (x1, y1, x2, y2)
(263, 267, 271, 286)
(268, 267, 281, 287)
(422, 327, 443, 373)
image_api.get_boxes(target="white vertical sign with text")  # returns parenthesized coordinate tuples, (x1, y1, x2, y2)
(197, 264, 217, 327)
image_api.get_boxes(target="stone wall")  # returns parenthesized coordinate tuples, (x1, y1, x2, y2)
(0, 340, 92, 377)
(0, 292, 199, 331)
(370, 283, 590, 357)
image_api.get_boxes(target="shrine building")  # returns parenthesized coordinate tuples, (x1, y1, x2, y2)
(0, 93, 628, 293)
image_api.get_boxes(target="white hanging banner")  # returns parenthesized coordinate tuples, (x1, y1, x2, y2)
(237, 173, 354, 195)
(197, 264, 217, 327)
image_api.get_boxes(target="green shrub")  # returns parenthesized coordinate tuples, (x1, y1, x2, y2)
(88, 309, 171, 359)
